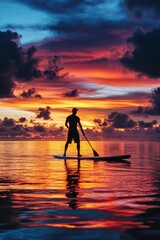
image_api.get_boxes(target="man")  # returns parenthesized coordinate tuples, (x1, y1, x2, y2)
(63, 108, 85, 156)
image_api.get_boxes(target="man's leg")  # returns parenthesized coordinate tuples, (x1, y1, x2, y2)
(63, 141, 69, 156)
(77, 142, 81, 156)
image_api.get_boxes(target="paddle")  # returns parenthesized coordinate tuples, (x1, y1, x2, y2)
(83, 133, 99, 156)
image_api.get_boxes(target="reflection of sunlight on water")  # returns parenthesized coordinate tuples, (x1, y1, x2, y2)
(0, 141, 160, 239)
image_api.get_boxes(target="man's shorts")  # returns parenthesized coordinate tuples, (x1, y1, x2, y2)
(67, 130, 80, 143)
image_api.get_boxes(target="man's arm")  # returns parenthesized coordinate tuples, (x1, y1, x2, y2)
(65, 117, 69, 129)
(78, 119, 85, 135)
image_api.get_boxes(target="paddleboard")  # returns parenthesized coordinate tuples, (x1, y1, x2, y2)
(53, 154, 131, 161)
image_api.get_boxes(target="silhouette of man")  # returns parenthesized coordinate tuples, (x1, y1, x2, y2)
(63, 108, 84, 156)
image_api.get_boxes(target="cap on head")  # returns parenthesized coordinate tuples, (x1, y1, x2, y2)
(72, 107, 78, 113)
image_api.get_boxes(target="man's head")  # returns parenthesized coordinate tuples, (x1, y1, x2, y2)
(72, 108, 78, 114)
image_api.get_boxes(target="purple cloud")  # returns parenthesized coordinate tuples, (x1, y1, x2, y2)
(63, 89, 79, 98)
(36, 106, 51, 120)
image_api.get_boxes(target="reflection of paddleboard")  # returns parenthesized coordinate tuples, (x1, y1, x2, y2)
(53, 154, 131, 161)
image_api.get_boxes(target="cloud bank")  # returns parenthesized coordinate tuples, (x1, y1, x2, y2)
(0, 30, 41, 98)
(121, 28, 160, 78)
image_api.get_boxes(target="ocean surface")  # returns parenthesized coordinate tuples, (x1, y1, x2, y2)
(0, 140, 160, 240)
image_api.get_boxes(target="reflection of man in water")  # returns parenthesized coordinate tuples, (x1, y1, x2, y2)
(63, 108, 84, 156)
(64, 159, 80, 209)
(0, 191, 19, 229)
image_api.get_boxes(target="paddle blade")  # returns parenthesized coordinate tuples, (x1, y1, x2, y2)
(93, 149, 99, 156)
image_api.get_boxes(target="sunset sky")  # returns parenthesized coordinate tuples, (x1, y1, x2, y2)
(0, 0, 160, 137)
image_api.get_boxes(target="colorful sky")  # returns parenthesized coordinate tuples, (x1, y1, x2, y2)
(0, 0, 160, 138)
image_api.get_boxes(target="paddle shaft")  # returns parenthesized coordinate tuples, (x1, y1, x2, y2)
(78, 126, 99, 156)
(83, 134, 94, 150)
(83, 133, 99, 156)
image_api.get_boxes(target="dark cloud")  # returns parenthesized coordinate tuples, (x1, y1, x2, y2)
(131, 87, 160, 116)
(139, 120, 157, 128)
(93, 118, 107, 127)
(93, 118, 101, 125)
(0, 76, 15, 98)
(149, 87, 160, 115)
(131, 106, 144, 115)
(36, 106, 51, 120)
(39, 19, 128, 53)
(0, 117, 45, 139)
(3, 17, 147, 49)
(16, 46, 41, 81)
(0, 115, 65, 139)
(0, 115, 159, 140)
(43, 56, 68, 82)
(121, 28, 160, 78)
(19, 117, 27, 123)
(40, 33, 123, 54)
(0, 30, 41, 98)
(47, 20, 121, 35)
(11, 125, 27, 136)
(34, 125, 46, 132)
(20, 88, 42, 98)
(122, 0, 160, 18)
(13, 0, 105, 14)
(3, 2, 143, 56)
(63, 89, 79, 98)
(0, 30, 21, 97)
(108, 112, 137, 128)
(0, 117, 16, 127)
(0, 118, 26, 138)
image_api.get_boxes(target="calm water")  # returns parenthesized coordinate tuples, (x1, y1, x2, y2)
(0, 140, 160, 240)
